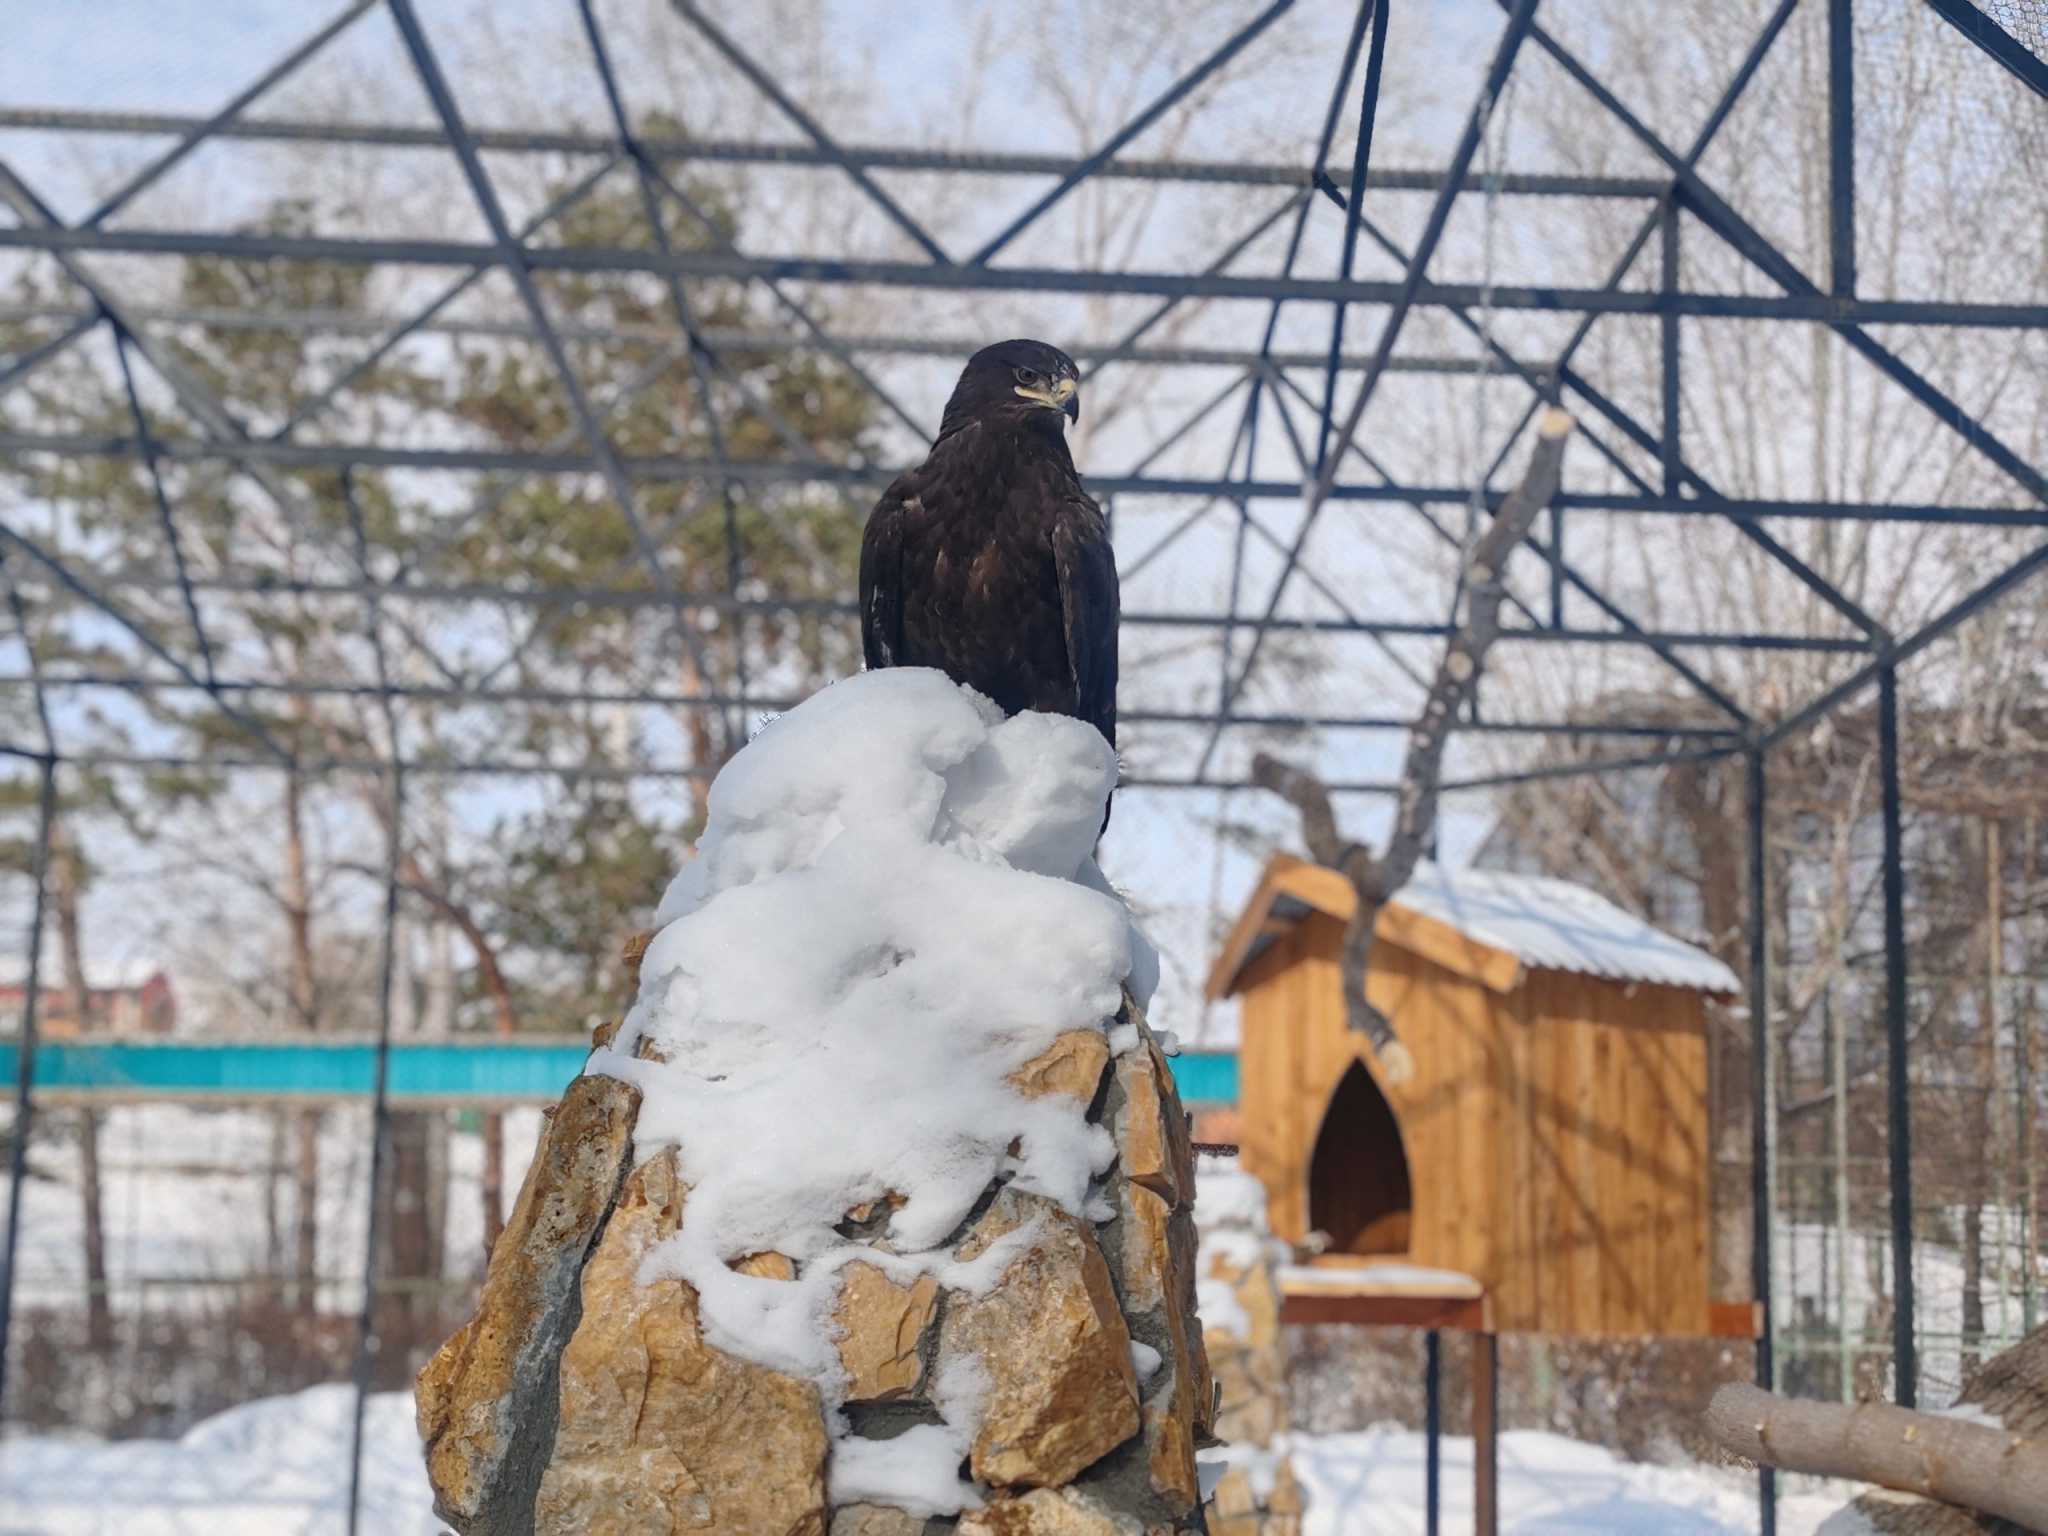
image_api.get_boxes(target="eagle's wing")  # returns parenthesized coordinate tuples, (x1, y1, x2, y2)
(858, 478, 914, 669)
(1053, 493, 1120, 748)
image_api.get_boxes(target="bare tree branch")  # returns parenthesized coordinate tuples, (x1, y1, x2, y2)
(1250, 410, 1574, 1086)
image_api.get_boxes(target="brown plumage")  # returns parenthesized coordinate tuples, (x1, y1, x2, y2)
(858, 339, 1119, 748)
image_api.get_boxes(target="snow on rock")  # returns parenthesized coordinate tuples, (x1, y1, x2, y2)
(589, 668, 1151, 1508)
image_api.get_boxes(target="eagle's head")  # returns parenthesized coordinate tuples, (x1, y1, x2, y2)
(938, 339, 1081, 440)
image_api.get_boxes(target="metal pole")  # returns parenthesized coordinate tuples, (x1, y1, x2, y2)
(1660, 193, 1681, 496)
(1828, 0, 1855, 296)
(0, 757, 56, 1422)
(1879, 663, 1916, 1405)
(1424, 1328, 1441, 1536)
(1747, 746, 1776, 1533)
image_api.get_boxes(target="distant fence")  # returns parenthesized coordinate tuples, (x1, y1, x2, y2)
(0, 1039, 1244, 1105)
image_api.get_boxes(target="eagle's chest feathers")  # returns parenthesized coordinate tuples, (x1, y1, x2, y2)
(919, 429, 1067, 599)
(896, 425, 1080, 715)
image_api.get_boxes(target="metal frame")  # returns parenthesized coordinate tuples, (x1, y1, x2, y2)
(3, 0, 2045, 1524)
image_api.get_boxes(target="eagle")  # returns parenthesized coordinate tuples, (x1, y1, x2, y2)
(859, 339, 1119, 751)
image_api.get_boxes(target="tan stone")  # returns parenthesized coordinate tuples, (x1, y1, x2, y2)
(1208, 1466, 1257, 1520)
(416, 1072, 641, 1534)
(939, 1186, 1140, 1488)
(829, 1503, 928, 1536)
(1142, 1357, 1201, 1516)
(536, 1148, 829, 1536)
(1120, 1182, 1173, 1314)
(1146, 1368, 1196, 1515)
(1113, 1027, 1193, 1211)
(622, 927, 655, 982)
(1008, 1029, 1111, 1104)
(1210, 1352, 1280, 1447)
(834, 1261, 937, 1401)
(733, 1250, 797, 1280)
(957, 1487, 1124, 1536)
(1267, 1457, 1302, 1516)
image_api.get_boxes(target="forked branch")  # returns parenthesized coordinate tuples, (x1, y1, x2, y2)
(1251, 409, 1574, 1085)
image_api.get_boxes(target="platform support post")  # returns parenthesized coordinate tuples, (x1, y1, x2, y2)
(1473, 1329, 1498, 1536)
(1425, 1328, 1441, 1536)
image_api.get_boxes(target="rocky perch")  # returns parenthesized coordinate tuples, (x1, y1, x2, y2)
(418, 993, 1212, 1535)
(414, 670, 1218, 1535)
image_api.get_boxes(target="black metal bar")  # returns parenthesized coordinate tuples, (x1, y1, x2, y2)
(82, 0, 377, 228)
(382, 0, 727, 744)
(1425, 1328, 1441, 1536)
(1762, 533, 2048, 750)
(1204, 0, 1548, 771)
(0, 300, 1546, 373)
(970, 0, 1296, 265)
(271, 155, 622, 441)
(1747, 746, 1776, 1536)
(1922, 0, 2048, 101)
(0, 524, 295, 762)
(0, 310, 99, 401)
(1523, 16, 2048, 508)
(12, 222, 2048, 328)
(1552, 360, 1888, 638)
(1828, 0, 1855, 296)
(17, 426, 2040, 535)
(1660, 194, 1681, 495)
(0, 722, 54, 1426)
(0, 107, 1683, 195)
(666, 0, 951, 264)
(1879, 663, 1917, 1407)
(1317, 0, 1389, 472)
(0, 673, 1741, 737)
(112, 332, 217, 684)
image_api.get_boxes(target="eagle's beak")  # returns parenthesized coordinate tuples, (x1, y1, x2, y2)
(1016, 375, 1081, 423)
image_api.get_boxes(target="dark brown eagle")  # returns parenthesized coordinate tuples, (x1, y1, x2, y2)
(858, 339, 1119, 748)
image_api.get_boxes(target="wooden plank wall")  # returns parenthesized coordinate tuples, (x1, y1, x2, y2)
(1234, 917, 1715, 1335)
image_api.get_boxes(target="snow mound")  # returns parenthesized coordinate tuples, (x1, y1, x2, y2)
(593, 669, 1154, 1506)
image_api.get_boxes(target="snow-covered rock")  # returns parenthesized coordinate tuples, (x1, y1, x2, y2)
(419, 669, 1211, 1534)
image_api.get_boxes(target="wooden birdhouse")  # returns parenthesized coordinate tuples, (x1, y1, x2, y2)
(1207, 853, 1746, 1337)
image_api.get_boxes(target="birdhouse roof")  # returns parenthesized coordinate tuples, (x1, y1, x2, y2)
(1206, 853, 1741, 999)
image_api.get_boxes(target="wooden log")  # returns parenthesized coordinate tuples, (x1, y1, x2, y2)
(1705, 1382, 2048, 1531)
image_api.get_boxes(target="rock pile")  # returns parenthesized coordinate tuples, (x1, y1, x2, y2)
(415, 670, 1218, 1535)
(417, 992, 1214, 1535)
(1191, 1161, 1303, 1536)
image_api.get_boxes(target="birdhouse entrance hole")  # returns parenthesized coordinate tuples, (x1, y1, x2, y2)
(1309, 1060, 1413, 1255)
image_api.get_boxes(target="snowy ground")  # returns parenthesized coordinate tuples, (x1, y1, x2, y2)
(0, 1386, 1858, 1535)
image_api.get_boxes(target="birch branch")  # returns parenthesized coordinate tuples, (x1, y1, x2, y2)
(1705, 1382, 2048, 1531)
(1249, 409, 1573, 1087)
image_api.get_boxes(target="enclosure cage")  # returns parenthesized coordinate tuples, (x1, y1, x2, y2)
(0, 0, 2045, 1527)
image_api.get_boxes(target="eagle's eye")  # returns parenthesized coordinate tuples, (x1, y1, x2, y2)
(1013, 366, 1041, 387)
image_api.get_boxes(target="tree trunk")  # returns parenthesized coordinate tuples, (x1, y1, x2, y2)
(294, 1108, 321, 1315)
(50, 823, 112, 1351)
(282, 767, 317, 1033)
(396, 850, 519, 1258)
(282, 767, 322, 1315)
